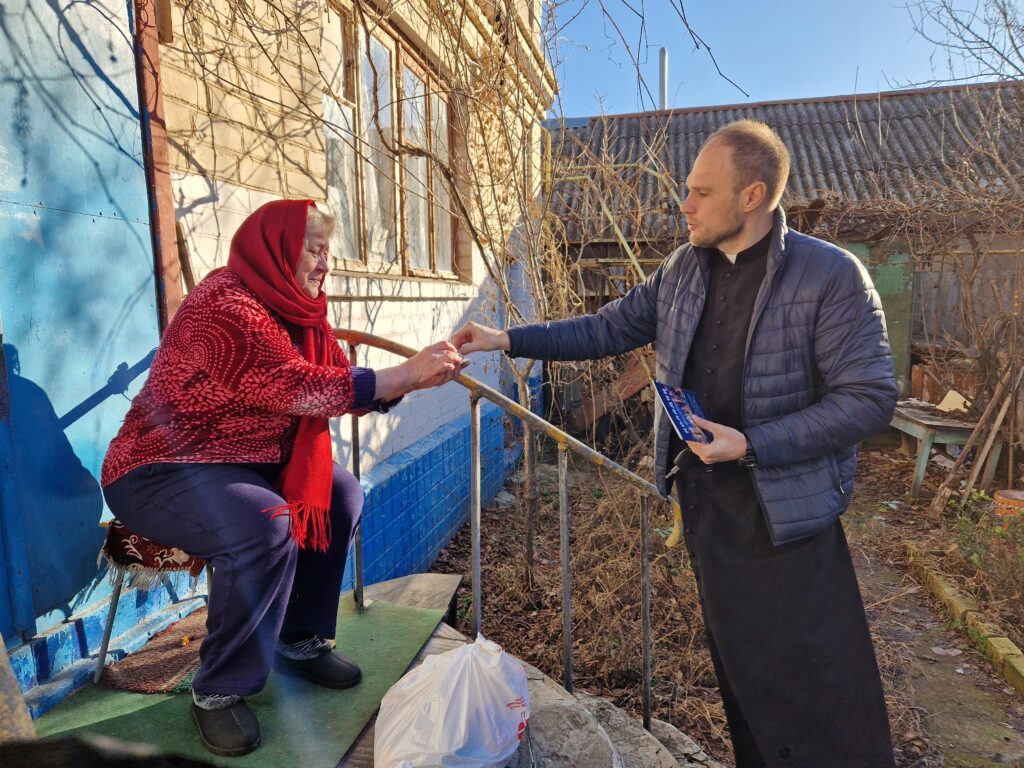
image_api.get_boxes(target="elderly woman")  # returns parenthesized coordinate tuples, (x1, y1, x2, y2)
(100, 199, 463, 757)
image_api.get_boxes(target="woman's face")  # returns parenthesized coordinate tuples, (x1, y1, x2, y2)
(294, 213, 331, 298)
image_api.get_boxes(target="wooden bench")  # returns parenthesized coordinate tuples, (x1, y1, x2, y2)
(890, 401, 1004, 498)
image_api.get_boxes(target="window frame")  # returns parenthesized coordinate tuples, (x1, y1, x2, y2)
(357, 30, 402, 276)
(429, 87, 458, 279)
(322, 7, 460, 281)
(323, 4, 363, 272)
(398, 56, 435, 278)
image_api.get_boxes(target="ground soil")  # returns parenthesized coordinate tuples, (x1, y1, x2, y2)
(429, 441, 1024, 767)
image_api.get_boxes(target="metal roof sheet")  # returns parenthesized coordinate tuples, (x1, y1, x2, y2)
(546, 82, 1024, 242)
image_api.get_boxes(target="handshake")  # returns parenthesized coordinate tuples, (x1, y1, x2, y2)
(378, 322, 510, 400)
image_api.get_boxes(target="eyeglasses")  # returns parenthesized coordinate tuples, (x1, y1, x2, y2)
(303, 240, 330, 259)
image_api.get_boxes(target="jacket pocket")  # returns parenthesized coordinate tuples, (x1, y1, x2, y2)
(827, 452, 844, 496)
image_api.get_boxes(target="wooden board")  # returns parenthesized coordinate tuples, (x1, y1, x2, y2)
(363, 573, 462, 614)
(577, 351, 654, 431)
(893, 403, 975, 431)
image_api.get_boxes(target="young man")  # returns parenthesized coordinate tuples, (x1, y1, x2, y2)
(454, 120, 898, 767)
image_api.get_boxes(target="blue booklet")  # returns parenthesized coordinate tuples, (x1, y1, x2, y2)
(653, 382, 710, 443)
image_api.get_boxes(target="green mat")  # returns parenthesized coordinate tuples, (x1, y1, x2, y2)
(37, 597, 445, 767)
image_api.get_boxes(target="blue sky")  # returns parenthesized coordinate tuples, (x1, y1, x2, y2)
(549, 0, 973, 117)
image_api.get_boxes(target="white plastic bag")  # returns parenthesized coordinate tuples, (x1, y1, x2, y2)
(374, 634, 530, 768)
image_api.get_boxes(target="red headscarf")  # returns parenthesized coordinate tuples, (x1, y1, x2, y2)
(227, 199, 335, 551)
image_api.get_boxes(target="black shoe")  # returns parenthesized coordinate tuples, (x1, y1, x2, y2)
(275, 649, 362, 689)
(191, 699, 261, 757)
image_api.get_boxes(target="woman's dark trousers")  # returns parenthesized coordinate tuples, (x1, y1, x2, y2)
(103, 461, 362, 696)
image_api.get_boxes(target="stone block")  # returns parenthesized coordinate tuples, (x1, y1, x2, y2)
(985, 636, 1023, 672)
(576, 692, 676, 767)
(207, 85, 258, 127)
(172, 136, 223, 176)
(210, 119, 246, 153)
(930, 573, 952, 597)
(525, 692, 622, 767)
(966, 616, 1003, 652)
(162, 96, 199, 136)
(1004, 655, 1024, 696)
(159, 64, 208, 110)
(940, 590, 978, 622)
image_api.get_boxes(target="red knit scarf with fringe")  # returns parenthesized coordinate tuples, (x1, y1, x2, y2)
(227, 199, 333, 551)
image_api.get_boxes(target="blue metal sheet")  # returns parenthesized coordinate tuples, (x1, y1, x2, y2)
(0, 0, 160, 634)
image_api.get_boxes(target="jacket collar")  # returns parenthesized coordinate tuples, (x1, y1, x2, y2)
(767, 206, 788, 277)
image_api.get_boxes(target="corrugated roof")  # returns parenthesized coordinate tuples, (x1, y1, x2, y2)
(547, 82, 1024, 243)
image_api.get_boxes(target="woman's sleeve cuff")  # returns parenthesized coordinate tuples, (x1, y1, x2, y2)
(350, 367, 378, 410)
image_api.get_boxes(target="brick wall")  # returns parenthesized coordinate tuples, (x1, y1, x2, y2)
(161, 0, 325, 201)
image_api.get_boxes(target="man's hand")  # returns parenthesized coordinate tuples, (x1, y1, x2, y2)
(396, 341, 466, 395)
(686, 416, 748, 464)
(452, 321, 510, 354)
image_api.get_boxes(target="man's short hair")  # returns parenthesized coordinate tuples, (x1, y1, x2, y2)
(705, 120, 791, 209)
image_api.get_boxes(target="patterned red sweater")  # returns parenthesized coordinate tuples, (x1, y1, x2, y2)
(101, 270, 375, 486)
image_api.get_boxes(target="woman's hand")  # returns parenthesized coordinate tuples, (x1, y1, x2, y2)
(373, 341, 466, 401)
(452, 321, 510, 354)
(403, 341, 467, 390)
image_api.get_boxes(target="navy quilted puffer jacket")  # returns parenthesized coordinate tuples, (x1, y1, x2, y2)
(508, 209, 898, 545)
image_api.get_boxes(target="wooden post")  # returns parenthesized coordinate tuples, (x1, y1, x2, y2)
(134, 0, 182, 330)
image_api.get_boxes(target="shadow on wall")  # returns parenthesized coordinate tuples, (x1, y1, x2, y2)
(2, 344, 104, 619)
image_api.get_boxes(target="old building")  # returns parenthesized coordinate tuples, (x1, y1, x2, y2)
(0, 0, 552, 715)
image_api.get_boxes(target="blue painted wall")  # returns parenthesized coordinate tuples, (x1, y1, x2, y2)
(0, 0, 161, 638)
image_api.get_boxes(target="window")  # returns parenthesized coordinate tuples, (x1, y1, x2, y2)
(402, 66, 430, 272)
(322, 7, 359, 265)
(430, 91, 453, 273)
(322, 12, 458, 278)
(360, 35, 398, 266)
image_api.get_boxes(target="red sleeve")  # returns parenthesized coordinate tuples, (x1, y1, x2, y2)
(191, 284, 355, 418)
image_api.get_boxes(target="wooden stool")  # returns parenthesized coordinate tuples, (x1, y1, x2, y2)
(93, 520, 208, 683)
(890, 400, 1004, 498)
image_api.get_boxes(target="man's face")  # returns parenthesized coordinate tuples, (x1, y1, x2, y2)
(680, 140, 745, 250)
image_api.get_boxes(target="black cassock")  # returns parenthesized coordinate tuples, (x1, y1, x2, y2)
(669, 232, 895, 768)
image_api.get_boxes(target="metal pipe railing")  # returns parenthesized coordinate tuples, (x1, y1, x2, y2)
(470, 397, 483, 637)
(335, 328, 680, 729)
(348, 342, 365, 612)
(640, 495, 653, 730)
(557, 443, 573, 693)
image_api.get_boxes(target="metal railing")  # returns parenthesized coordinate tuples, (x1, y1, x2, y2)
(335, 329, 683, 730)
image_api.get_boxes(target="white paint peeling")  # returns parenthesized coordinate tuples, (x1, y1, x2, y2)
(0, 140, 16, 193)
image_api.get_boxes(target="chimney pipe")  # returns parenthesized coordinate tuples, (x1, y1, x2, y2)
(659, 47, 668, 110)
